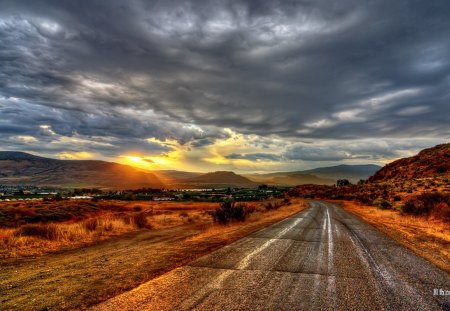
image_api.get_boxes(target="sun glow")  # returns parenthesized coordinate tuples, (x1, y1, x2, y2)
(121, 155, 154, 168)
(120, 152, 180, 170)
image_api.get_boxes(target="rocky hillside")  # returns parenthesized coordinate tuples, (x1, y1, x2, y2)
(369, 143, 450, 182)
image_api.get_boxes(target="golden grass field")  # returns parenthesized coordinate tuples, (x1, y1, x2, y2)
(0, 200, 237, 258)
(0, 198, 308, 310)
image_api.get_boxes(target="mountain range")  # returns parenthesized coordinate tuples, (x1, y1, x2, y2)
(0, 150, 396, 189)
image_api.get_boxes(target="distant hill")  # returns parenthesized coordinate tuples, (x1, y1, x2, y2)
(152, 170, 202, 185)
(246, 164, 381, 185)
(369, 143, 450, 182)
(0, 151, 50, 161)
(302, 164, 382, 183)
(0, 151, 163, 189)
(0, 151, 391, 189)
(246, 172, 335, 186)
(177, 171, 258, 188)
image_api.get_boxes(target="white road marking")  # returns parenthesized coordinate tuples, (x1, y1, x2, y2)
(177, 211, 307, 309)
(237, 217, 304, 270)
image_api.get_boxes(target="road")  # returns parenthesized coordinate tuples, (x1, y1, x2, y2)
(92, 201, 450, 311)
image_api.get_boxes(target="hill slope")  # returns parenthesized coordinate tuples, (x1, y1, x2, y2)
(0, 152, 163, 189)
(369, 143, 450, 182)
(246, 173, 335, 186)
(247, 164, 381, 185)
(302, 164, 382, 182)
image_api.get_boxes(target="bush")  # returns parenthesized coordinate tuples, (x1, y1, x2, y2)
(433, 202, 450, 221)
(372, 198, 392, 210)
(401, 200, 430, 215)
(211, 201, 253, 224)
(14, 223, 59, 240)
(401, 192, 450, 218)
(133, 212, 151, 228)
(263, 200, 283, 210)
(122, 216, 132, 225)
(83, 218, 99, 231)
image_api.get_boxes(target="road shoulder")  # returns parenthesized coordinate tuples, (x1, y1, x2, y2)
(332, 200, 450, 274)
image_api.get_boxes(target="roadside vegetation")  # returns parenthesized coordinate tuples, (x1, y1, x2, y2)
(0, 198, 307, 310)
(337, 200, 450, 274)
(0, 200, 214, 258)
(288, 177, 450, 222)
(0, 197, 302, 258)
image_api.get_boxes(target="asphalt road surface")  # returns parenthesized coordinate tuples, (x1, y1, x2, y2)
(92, 201, 450, 311)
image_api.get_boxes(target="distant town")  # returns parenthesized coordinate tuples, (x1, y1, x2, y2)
(0, 184, 290, 202)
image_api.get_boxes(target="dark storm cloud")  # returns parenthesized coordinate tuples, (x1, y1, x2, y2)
(0, 0, 449, 160)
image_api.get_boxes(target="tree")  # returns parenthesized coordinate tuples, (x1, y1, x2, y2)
(336, 179, 351, 187)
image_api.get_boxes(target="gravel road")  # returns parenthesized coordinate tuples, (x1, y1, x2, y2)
(92, 200, 450, 311)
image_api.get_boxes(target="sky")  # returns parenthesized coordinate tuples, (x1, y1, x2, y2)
(0, 0, 449, 173)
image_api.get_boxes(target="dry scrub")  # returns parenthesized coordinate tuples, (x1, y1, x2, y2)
(1, 214, 136, 257)
(0, 198, 307, 310)
(0, 199, 302, 258)
(335, 200, 450, 274)
(0, 201, 215, 258)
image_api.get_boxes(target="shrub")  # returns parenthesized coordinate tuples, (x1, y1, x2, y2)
(436, 164, 448, 174)
(83, 218, 99, 231)
(401, 200, 429, 215)
(263, 200, 283, 210)
(372, 198, 392, 210)
(133, 212, 151, 228)
(337, 179, 351, 187)
(103, 220, 114, 231)
(211, 201, 253, 224)
(401, 192, 450, 218)
(14, 223, 59, 240)
(433, 202, 450, 221)
(122, 216, 132, 225)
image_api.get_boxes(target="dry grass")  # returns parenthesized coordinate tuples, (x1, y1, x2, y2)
(0, 213, 135, 257)
(333, 200, 450, 274)
(0, 198, 308, 310)
(0, 200, 303, 258)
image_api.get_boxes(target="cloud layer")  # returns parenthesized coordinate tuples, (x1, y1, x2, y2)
(0, 0, 449, 170)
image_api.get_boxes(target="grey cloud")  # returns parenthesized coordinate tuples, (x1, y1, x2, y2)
(225, 153, 281, 161)
(283, 139, 446, 162)
(0, 0, 449, 159)
(190, 138, 215, 148)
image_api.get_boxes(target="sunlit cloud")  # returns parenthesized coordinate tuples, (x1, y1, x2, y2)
(0, 1, 448, 172)
(16, 135, 38, 143)
(57, 151, 95, 160)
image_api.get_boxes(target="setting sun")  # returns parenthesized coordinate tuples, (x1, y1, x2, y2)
(120, 155, 154, 169)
